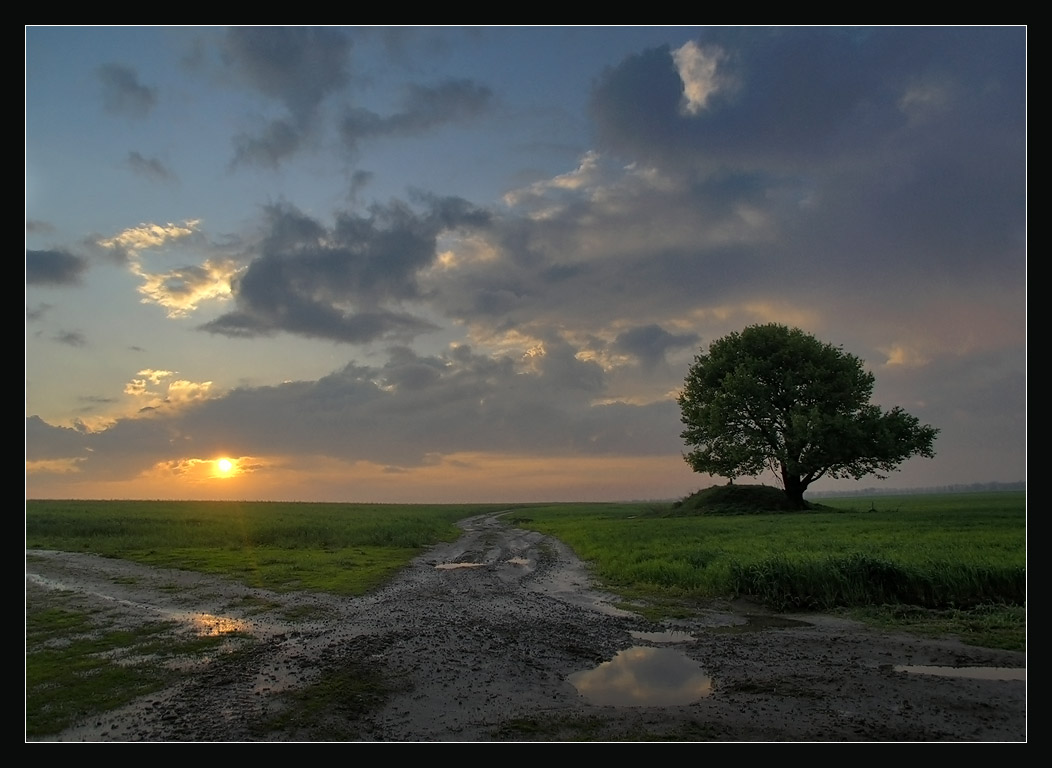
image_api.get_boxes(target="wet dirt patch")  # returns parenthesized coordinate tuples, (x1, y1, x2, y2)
(895, 665, 1027, 681)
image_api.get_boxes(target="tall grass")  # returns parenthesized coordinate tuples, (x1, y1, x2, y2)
(513, 493, 1026, 612)
(26, 500, 505, 595)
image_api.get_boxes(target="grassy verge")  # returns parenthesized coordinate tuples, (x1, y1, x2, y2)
(510, 492, 1026, 650)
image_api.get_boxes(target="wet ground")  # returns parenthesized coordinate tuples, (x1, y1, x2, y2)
(26, 511, 1027, 742)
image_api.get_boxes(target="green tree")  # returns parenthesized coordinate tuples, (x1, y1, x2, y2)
(678, 324, 938, 508)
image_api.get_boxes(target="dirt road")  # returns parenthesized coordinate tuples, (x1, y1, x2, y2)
(26, 511, 1026, 741)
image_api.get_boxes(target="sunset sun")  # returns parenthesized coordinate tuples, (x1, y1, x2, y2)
(216, 458, 233, 474)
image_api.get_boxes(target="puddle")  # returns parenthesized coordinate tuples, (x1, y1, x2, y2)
(180, 612, 252, 636)
(630, 629, 695, 644)
(568, 646, 713, 706)
(895, 665, 1026, 681)
(434, 562, 485, 570)
(710, 613, 811, 634)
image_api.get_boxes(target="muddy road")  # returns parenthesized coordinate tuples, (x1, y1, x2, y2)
(26, 511, 1026, 741)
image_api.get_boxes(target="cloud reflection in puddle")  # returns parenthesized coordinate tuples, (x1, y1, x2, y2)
(569, 646, 713, 706)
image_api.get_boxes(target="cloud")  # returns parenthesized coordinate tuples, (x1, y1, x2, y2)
(613, 325, 700, 368)
(26, 219, 54, 235)
(26, 249, 89, 286)
(502, 151, 604, 213)
(26, 303, 52, 322)
(202, 196, 489, 343)
(135, 258, 241, 317)
(127, 151, 175, 182)
(341, 78, 493, 151)
(98, 63, 157, 118)
(591, 28, 1024, 175)
(125, 369, 175, 397)
(671, 41, 728, 115)
(54, 330, 87, 347)
(231, 119, 303, 169)
(572, 28, 1028, 296)
(26, 342, 684, 484)
(92, 221, 240, 316)
(426, 156, 783, 344)
(218, 30, 490, 165)
(97, 220, 201, 262)
(25, 415, 89, 462)
(223, 27, 351, 167)
(223, 27, 350, 118)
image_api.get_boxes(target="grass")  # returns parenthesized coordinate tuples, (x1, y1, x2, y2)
(511, 491, 1026, 649)
(25, 492, 1026, 738)
(25, 596, 240, 738)
(26, 500, 506, 596)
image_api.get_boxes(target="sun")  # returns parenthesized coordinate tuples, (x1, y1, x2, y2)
(216, 458, 234, 474)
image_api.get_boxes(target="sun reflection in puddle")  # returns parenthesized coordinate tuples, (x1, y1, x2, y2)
(895, 665, 1026, 681)
(434, 562, 485, 570)
(569, 646, 713, 706)
(183, 613, 251, 636)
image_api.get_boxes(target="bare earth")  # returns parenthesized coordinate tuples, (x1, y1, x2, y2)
(25, 511, 1026, 742)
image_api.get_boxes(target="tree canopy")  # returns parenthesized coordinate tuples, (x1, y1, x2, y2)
(678, 324, 938, 508)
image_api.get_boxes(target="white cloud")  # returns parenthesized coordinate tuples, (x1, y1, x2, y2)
(99, 220, 201, 254)
(166, 380, 214, 403)
(671, 41, 725, 115)
(502, 151, 604, 213)
(880, 343, 930, 368)
(138, 369, 176, 385)
(135, 258, 241, 317)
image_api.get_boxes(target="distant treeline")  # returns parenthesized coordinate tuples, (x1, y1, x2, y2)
(809, 481, 1026, 498)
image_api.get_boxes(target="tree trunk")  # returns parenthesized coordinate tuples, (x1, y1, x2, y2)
(781, 467, 807, 509)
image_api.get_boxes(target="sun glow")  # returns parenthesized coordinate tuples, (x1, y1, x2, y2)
(216, 458, 234, 475)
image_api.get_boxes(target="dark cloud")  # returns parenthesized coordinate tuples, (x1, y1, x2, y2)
(26, 219, 54, 235)
(127, 151, 175, 181)
(614, 325, 700, 368)
(591, 29, 1024, 171)
(98, 63, 157, 118)
(54, 330, 87, 347)
(26, 344, 682, 479)
(202, 196, 489, 344)
(349, 170, 374, 202)
(25, 415, 89, 461)
(26, 249, 89, 286)
(341, 79, 493, 151)
(223, 27, 351, 168)
(26, 303, 52, 322)
(231, 118, 303, 169)
(425, 172, 775, 338)
(587, 29, 1025, 285)
(418, 26, 1024, 325)
(79, 394, 118, 405)
(224, 27, 350, 117)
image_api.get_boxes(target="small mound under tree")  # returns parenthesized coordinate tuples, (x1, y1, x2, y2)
(678, 324, 938, 509)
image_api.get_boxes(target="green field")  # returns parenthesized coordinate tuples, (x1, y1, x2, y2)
(508, 491, 1026, 650)
(25, 493, 1026, 736)
(26, 499, 506, 595)
(510, 492, 1025, 608)
(26, 492, 1026, 640)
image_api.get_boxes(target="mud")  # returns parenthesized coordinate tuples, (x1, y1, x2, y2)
(25, 511, 1026, 742)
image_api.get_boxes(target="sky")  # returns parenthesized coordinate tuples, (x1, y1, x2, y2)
(25, 26, 1026, 503)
